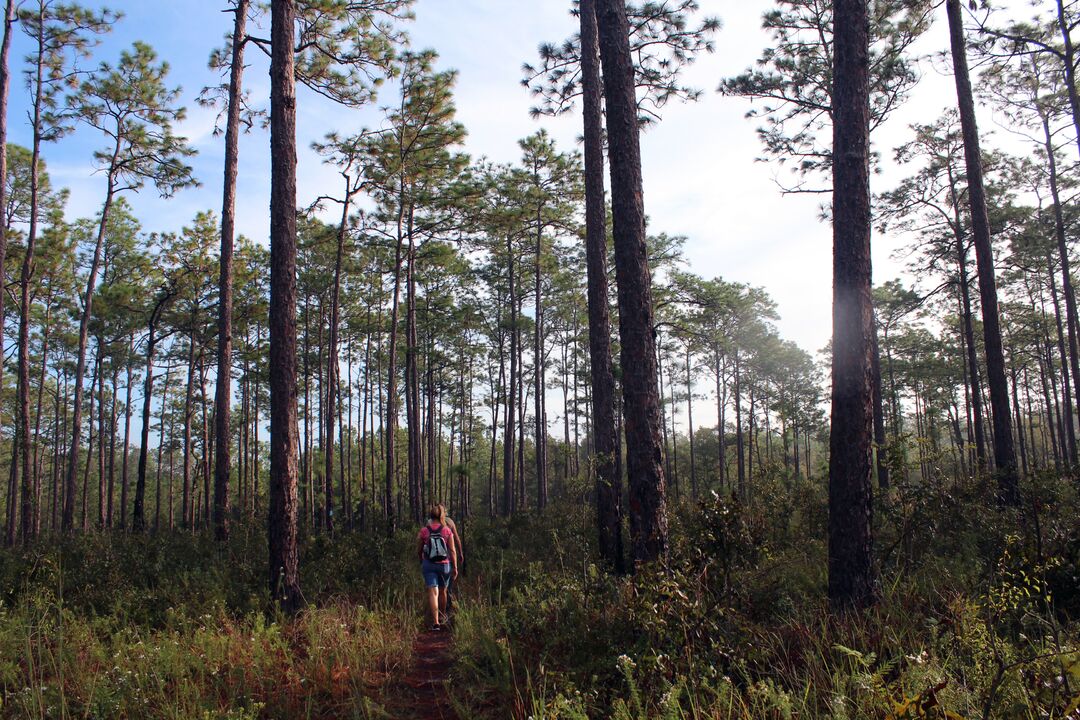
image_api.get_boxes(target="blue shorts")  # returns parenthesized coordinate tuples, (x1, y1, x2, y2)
(421, 559, 451, 589)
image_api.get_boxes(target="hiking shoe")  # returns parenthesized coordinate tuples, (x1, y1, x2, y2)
(429, 624, 441, 632)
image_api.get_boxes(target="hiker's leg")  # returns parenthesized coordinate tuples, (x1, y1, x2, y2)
(427, 586, 440, 625)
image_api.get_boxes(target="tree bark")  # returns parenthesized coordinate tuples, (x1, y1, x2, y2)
(133, 319, 161, 531)
(63, 164, 118, 532)
(828, 0, 876, 608)
(533, 204, 548, 510)
(946, 0, 1018, 504)
(17, 1, 45, 542)
(871, 322, 889, 489)
(213, 0, 248, 543)
(503, 236, 517, 516)
(268, 0, 301, 614)
(0, 0, 14, 540)
(580, 0, 623, 570)
(119, 333, 133, 528)
(182, 332, 196, 528)
(595, 0, 668, 562)
(384, 186, 406, 532)
(1041, 113, 1080, 468)
(324, 182, 352, 535)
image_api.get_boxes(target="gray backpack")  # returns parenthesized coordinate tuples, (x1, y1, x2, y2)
(425, 525, 449, 562)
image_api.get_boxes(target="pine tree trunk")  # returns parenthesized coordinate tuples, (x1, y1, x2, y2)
(96, 352, 106, 528)
(503, 238, 517, 516)
(17, 5, 48, 542)
(534, 208, 548, 510)
(1054, 0, 1080, 175)
(828, 0, 876, 608)
(64, 163, 118, 532)
(385, 188, 406, 532)
(595, 0, 668, 562)
(686, 347, 696, 498)
(133, 320, 161, 531)
(405, 212, 422, 523)
(946, 0, 1018, 504)
(324, 184, 350, 535)
(952, 208, 988, 469)
(119, 334, 133, 529)
(182, 333, 196, 529)
(0, 0, 15, 537)
(31, 295, 52, 537)
(1046, 254, 1077, 463)
(1041, 114, 1080, 467)
(871, 322, 889, 489)
(268, 0, 301, 614)
(213, 0, 247, 542)
(735, 352, 745, 496)
(106, 362, 118, 526)
(153, 364, 170, 532)
(80, 351, 101, 532)
(199, 355, 212, 529)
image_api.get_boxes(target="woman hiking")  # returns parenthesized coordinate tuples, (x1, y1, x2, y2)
(417, 504, 458, 631)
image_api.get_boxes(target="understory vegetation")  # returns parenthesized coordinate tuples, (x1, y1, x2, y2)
(2, 462, 1078, 719)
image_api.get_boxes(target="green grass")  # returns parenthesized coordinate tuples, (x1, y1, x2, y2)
(0, 472, 1078, 718)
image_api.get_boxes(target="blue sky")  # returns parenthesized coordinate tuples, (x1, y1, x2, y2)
(4, 0, 1036, 363)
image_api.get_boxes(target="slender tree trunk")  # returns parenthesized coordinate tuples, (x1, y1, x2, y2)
(534, 208, 548, 510)
(105, 360, 117, 527)
(946, 0, 1018, 504)
(1012, 368, 1029, 478)
(119, 333, 133, 529)
(686, 347, 697, 498)
(595, 0, 668, 562)
(253, 324, 261, 513)
(31, 295, 53, 537)
(1041, 114, 1080, 466)
(871, 323, 889, 489)
(213, 0, 248, 542)
(64, 163, 118, 532)
(268, 0, 301, 614)
(17, 4, 48, 542)
(734, 352, 745, 496)
(828, 0, 876, 608)
(324, 184, 350, 535)
(0, 0, 15, 537)
(384, 193, 405, 532)
(133, 324, 160, 532)
(504, 237, 517, 516)
(1054, 0, 1080, 176)
(97, 351, 106, 528)
(80, 351, 101, 532)
(182, 332, 196, 528)
(301, 300, 311, 529)
(154, 364, 171, 532)
(1046, 254, 1077, 463)
(50, 371, 63, 528)
(952, 214, 988, 469)
(405, 215, 422, 523)
(199, 355, 212, 529)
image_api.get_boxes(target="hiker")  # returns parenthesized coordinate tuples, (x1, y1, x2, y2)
(437, 504, 464, 616)
(417, 504, 458, 631)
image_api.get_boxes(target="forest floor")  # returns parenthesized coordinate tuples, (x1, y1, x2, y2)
(2, 484, 1079, 718)
(387, 625, 458, 719)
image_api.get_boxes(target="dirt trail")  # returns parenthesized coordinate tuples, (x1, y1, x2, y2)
(387, 627, 458, 719)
